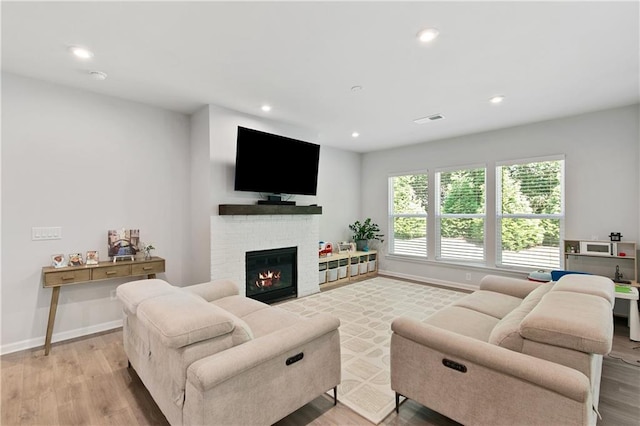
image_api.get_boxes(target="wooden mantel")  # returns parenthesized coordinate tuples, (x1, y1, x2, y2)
(219, 204, 322, 215)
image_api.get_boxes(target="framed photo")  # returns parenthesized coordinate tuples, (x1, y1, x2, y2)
(52, 254, 66, 268)
(68, 253, 83, 266)
(86, 250, 99, 265)
(108, 229, 140, 257)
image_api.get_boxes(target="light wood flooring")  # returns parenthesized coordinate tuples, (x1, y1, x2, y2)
(2, 295, 639, 425)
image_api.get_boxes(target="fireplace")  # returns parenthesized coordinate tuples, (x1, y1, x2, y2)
(245, 246, 297, 304)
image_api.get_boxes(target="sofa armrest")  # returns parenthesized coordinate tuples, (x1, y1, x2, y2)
(391, 316, 590, 403)
(181, 279, 239, 302)
(187, 313, 340, 391)
(479, 274, 542, 299)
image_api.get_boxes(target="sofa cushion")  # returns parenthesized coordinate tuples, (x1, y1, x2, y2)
(211, 295, 270, 318)
(453, 290, 523, 319)
(117, 279, 176, 314)
(520, 291, 613, 354)
(137, 292, 236, 348)
(488, 283, 553, 351)
(552, 274, 615, 306)
(182, 279, 239, 302)
(242, 306, 303, 338)
(423, 306, 499, 342)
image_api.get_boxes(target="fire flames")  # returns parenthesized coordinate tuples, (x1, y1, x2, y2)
(255, 270, 281, 288)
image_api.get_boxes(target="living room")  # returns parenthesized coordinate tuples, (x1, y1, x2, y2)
(2, 1, 639, 425)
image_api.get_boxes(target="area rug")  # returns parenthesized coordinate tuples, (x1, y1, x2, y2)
(278, 277, 466, 424)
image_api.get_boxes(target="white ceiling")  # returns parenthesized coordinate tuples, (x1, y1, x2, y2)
(2, 1, 639, 153)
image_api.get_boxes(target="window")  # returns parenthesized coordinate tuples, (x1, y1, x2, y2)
(436, 167, 485, 262)
(389, 174, 428, 257)
(496, 157, 564, 270)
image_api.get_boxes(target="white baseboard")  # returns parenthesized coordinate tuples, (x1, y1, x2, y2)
(378, 269, 478, 292)
(1, 319, 123, 356)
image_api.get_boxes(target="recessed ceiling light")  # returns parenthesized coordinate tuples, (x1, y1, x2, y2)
(261, 105, 272, 112)
(352, 132, 360, 138)
(69, 46, 94, 59)
(417, 28, 440, 43)
(89, 71, 107, 81)
(489, 95, 505, 104)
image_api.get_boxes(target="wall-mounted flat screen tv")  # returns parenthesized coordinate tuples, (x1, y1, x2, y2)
(234, 126, 320, 196)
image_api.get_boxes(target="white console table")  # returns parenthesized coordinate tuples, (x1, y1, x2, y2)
(614, 285, 639, 341)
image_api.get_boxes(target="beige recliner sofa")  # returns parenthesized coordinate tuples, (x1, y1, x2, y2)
(116, 278, 341, 425)
(390, 274, 614, 426)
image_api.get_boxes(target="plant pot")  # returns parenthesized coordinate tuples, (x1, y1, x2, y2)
(355, 239, 368, 251)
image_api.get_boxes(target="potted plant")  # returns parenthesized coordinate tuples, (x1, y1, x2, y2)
(348, 218, 384, 251)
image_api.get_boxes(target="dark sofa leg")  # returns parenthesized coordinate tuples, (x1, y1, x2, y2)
(395, 392, 401, 413)
(333, 386, 338, 405)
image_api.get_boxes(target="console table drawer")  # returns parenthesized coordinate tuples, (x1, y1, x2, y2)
(93, 264, 131, 280)
(44, 269, 91, 287)
(132, 259, 165, 276)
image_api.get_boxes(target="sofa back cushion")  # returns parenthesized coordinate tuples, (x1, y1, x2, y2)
(117, 279, 176, 314)
(520, 291, 613, 354)
(488, 283, 553, 351)
(137, 292, 237, 348)
(552, 274, 615, 306)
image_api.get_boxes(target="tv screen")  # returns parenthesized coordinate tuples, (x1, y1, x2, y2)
(234, 126, 320, 196)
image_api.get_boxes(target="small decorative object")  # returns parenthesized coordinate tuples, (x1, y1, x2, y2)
(108, 228, 139, 261)
(348, 218, 384, 251)
(68, 253, 83, 266)
(609, 232, 622, 242)
(338, 241, 352, 253)
(51, 254, 66, 268)
(86, 250, 99, 265)
(138, 242, 155, 260)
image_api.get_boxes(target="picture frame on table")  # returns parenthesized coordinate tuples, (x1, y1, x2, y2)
(68, 253, 83, 266)
(51, 254, 66, 268)
(86, 250, 99, 265)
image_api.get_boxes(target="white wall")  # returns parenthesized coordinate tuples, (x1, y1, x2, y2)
(1, 73, 191, 353)
(187, 105, 212, 285)
(363, 104, 640, 288)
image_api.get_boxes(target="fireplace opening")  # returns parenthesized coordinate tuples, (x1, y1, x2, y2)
(245, 246, 297, 304)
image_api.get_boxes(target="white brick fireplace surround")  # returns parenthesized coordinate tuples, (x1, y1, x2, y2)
(210, 214, 320, 298)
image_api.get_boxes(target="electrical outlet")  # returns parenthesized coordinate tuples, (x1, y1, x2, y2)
(110, 290, 117, 301)
(465, 273, 471, 281)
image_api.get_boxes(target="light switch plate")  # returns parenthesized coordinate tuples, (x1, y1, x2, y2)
(32, 227, 62, 240)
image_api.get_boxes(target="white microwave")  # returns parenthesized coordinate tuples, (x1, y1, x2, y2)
(579, 241, 615, 256)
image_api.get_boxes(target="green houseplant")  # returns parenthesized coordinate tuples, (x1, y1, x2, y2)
(349, 218, 384, 251)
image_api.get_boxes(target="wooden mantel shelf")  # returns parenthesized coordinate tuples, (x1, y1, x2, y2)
(219, 204, 322, 215)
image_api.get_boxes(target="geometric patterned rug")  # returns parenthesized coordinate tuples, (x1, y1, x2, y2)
(278, 276, 467, 424)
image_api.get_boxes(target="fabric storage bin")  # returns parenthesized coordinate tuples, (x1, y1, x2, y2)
(368, 260, 376, 272)
(350, 256, 359, 276)
(327, 268, 338, 281)
(319, 263, 327, 284)
(359, 262, 368, 274)
(338, 265, 348, 279)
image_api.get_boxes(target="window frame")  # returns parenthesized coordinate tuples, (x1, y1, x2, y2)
(495, 155, 565, 271)
(434, 164, 487, 264)
(388, 172, 429, 259)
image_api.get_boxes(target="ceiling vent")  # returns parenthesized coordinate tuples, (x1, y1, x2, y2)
(413, 114, 445, 124)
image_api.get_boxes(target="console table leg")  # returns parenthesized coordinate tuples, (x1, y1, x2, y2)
(44, 286, 60, 356)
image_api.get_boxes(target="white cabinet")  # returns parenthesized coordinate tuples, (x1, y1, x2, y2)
(563, 239, 637, 284)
